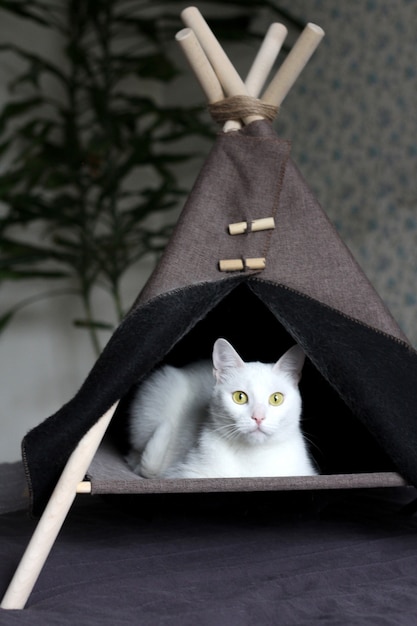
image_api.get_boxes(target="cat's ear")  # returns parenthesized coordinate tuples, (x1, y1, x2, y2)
(212, 338, 245, 382)
(273, 344, 305, 383)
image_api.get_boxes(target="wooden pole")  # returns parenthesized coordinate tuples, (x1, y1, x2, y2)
(223, 22, 287, 132)
(245, 22, 288, 98)
(175, 28, 224, 103)
(1, 402, 119, 610)
(261, 23, 324, 107)
(181, 6, 262, 126)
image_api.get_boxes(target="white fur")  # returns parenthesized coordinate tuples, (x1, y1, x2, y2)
(126, 339, 317, 479)
(126, 362, 211, 478)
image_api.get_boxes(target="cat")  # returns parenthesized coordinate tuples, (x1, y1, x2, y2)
(126, 338, 317, 479)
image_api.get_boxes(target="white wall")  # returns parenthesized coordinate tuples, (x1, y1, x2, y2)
(0, 10, 157, 461)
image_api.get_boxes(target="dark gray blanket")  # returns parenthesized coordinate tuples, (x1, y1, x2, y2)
(1, 463, 417, 625)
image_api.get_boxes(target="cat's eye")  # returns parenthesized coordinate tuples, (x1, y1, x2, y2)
(269, 392, 284, 406)
(232, 391, 248, 404)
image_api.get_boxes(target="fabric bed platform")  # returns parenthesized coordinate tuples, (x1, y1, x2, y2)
(87, 440, 408, 495)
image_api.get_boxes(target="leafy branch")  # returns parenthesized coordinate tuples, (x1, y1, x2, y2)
(0, 0, 302, 355)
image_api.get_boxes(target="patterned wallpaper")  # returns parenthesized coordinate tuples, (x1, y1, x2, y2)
(273, 0, 417, 345)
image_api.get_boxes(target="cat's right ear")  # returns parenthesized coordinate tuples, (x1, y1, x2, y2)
(212, 338, 245, 382)
(274, 344, 305, 383)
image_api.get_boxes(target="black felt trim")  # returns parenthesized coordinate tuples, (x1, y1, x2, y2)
(23, 277, 417, 517)
(248, 279, 417, 486)
(23, 278, 243, 516)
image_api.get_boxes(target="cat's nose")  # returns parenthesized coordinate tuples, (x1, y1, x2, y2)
(251, 414, 265, 425)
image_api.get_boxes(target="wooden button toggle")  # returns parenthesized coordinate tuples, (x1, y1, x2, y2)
(219, 257, 266, 272)
(228, 217, 275, 235)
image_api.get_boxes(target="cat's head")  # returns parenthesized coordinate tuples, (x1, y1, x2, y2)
(210, 338, 305, 445)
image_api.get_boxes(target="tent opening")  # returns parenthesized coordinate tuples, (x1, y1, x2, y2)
(112, 282, 396, 478)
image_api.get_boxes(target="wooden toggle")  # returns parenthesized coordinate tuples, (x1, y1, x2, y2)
(219, 257, 266, 272)
(228, 217, 275, 235)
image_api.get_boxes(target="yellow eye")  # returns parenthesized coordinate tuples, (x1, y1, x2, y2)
(232, 391, 248, 405)
(269, 392, 284, 406)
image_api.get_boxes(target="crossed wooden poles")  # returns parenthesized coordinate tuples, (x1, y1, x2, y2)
(0, 8, 324, 611)
(177, 6, 324, 131)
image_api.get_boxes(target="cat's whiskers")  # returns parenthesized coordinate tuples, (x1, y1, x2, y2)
(210, 420, 242, 442)
(302, 433, 322, 455)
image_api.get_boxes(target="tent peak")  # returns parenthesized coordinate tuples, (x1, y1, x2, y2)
(178, 7, 324, 131)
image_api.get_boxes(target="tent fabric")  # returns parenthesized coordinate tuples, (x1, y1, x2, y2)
(21, 119, 417, 517)
(137, 121, 405, 339)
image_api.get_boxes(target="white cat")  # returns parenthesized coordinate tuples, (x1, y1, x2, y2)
(126, 338, 317, 479)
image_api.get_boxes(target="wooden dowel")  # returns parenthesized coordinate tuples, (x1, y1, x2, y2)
(76, 481, 92, 494)
(245, 23, 288, 98)
(262, 22, 324, 107)
(1, 401, 119, 610)
(181, 7, 262, 126)
(245, 257, 266, 270)
(219, 257, 266, 271)
(175, 28, 224, 103)
(223, 22, 287, 132)
(219, 259, 244, 272)
(228, 217, 275, 235)
(228, 222, 248, 235)
(251, 217, 275, 232)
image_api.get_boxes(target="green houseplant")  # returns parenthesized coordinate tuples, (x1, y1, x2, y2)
(0, 0, 302, 355)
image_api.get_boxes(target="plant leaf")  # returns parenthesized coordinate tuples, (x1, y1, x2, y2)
(0, 97, 43, 133)
(0, 309, 16, 332)
(0, 1, 53, 28)
(73, 319, 114, 331)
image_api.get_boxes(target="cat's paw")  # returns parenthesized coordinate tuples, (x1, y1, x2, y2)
(125, 450, 142, 475)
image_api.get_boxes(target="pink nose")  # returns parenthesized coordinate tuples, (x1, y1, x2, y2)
(251, 414, 265, 425)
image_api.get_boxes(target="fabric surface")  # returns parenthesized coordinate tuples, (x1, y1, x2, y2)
(0, 463, 27, 515)
(2, 481, 417, 625)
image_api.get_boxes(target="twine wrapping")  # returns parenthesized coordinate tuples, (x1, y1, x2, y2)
(208, 95, 279, 124)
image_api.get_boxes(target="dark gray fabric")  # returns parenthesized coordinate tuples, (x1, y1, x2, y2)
(0, 463, 27, 515)
(2, 484, 417, 624)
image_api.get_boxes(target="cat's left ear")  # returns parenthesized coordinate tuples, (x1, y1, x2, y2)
(212, 338, 245, 382)
(273, 344, 305, 384)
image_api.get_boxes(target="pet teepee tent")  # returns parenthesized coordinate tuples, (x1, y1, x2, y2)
(2, 7, 417, 610)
